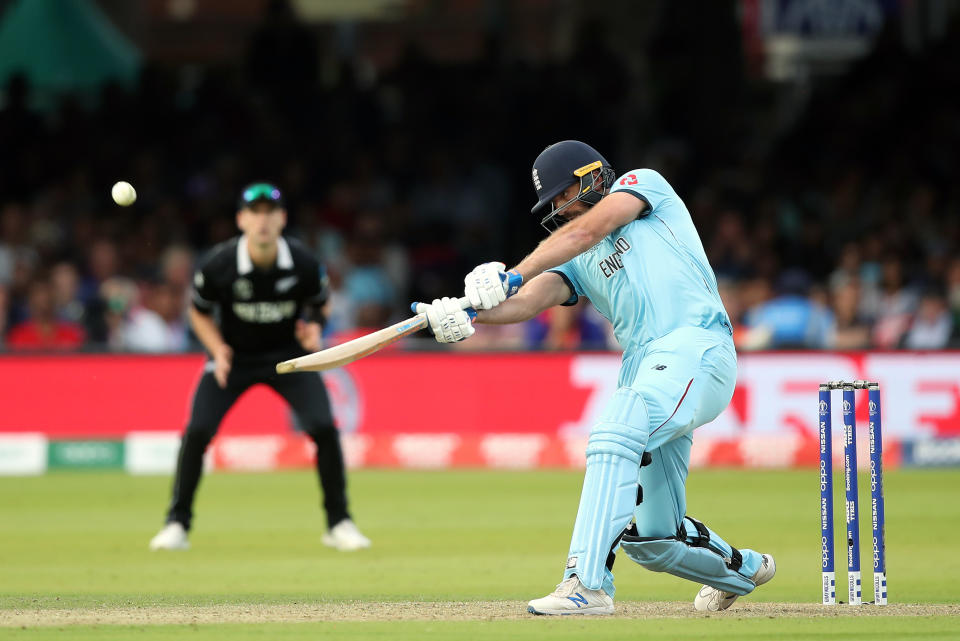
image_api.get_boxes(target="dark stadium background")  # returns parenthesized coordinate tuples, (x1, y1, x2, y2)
(1, 0, 958, 353)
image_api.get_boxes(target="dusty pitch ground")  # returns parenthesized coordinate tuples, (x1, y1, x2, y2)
(4, 602, 958, 626)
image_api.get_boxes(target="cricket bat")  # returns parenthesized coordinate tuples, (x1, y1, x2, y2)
(275, 296, 472, 374)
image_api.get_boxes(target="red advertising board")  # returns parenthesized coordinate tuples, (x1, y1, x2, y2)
(2, 352, 960, 439)
(1, 352, 958, 469)
(0, 353, 596, 437)
(0, 355, 287, 436)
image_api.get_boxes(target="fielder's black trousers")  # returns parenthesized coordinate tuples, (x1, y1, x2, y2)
(165, 357, 350, 531)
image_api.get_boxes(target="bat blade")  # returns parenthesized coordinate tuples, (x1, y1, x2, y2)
(276, 314, 428, 374)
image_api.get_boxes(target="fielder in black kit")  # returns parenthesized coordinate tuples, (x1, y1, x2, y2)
(149, 182, 370, 552)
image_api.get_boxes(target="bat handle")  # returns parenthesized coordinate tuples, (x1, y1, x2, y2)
(410, 297, 477, 319)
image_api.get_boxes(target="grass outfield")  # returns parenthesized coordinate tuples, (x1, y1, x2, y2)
(0, 468, 958, 639)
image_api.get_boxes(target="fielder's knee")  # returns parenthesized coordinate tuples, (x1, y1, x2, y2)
(305, 424, 338, 443)
(182, 425, 217, 446)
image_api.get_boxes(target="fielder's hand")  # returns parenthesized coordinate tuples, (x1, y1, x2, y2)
(416, 297, 475, 343)
(212, 343, 233, 388)
(464, 262, 523, 310)
(295, 319, 323, 353)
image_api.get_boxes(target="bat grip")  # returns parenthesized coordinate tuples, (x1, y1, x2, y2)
(410, 297, 477, 319)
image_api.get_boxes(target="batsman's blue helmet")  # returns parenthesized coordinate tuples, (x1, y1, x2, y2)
(530, 140, 615, 232)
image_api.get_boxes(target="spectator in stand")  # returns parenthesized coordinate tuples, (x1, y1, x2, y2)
(869, 258, 918, 349)
(343, 215, 394, 329)
(160, 245, 195, 294)
(407, 149, 463, 301)
(4, 253, 39, 329)
(0, 204, 35, 289)
(99, 277, 139, 351)
(743, 269, 833, 349)
(320, 263, 351, 337)
(80, 239, 121, 304)
(903, 288, 953, 350)
(827, 242, 862, 293)
(159, 245, 196, 326)
(77, 239, 124, 344)
(733, 276, 776, 350)
(6, 278, 85, 350)
(49, 262, 86, 326)
(0, 208, 17, 285)
(830, 279, 871, 350)
(123, 281, 190, 352)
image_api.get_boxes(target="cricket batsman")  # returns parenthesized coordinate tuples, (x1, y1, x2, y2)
(416, 141, 775, 614)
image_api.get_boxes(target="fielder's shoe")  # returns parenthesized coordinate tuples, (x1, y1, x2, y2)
(694, 553, 776, 612)
(148, 522, 189, 551)
(527, 576, 615, 615)
(322, 519, 371, 551)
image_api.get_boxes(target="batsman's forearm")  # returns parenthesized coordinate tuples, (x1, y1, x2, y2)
(189, 307, 228, 354)
(512, 225, 600, 281)
(477, 272, 573, 324)
(512, 192, 646, 280)
(475, 295, 540, 324)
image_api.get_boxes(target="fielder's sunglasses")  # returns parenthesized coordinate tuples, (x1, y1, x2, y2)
(240, 183, 283, 208)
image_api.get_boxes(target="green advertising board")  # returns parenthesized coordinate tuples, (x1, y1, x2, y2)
(47, 440, 124, 470)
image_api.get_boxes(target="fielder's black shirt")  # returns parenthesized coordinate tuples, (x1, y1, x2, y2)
(192, 235, 328, 358)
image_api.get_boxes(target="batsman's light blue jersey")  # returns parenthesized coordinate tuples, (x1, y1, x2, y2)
(550, 169, 731, 377)
(549, 169, 761, 599)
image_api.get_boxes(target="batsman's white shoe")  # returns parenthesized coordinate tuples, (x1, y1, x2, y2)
(694, 553, 776, 612)
(527, 576, 614, 616)
(322, 519, 371, 551)
(148, 522, 189, 551)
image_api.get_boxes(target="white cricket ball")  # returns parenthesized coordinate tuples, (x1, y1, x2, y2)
(111, 181, 137, 206)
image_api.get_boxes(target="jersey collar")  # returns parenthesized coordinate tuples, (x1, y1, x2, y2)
(237, 234, 294, 274)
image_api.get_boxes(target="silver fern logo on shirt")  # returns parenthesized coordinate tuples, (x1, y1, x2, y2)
(598, 237, 632, 278)
(275, 276, 298, 293)
(233, 278, 253, 300)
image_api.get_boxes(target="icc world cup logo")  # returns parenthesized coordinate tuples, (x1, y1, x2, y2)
(842, 400, 851, 414)
(819, 400, 828, 415)
(869, 400, 877, 413)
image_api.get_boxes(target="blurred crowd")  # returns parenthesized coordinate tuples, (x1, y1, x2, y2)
(1, 2, 958, 353)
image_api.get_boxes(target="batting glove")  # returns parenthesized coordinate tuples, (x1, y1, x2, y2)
(464, 262, 523, 310)
(415, 297, 475, 343)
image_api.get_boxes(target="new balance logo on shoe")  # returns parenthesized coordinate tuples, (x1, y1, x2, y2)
(527, 576, 615, 616)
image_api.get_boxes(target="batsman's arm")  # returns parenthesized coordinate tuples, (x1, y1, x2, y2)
(475, 272, 572, 324)
(511, 191, 644, 281)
